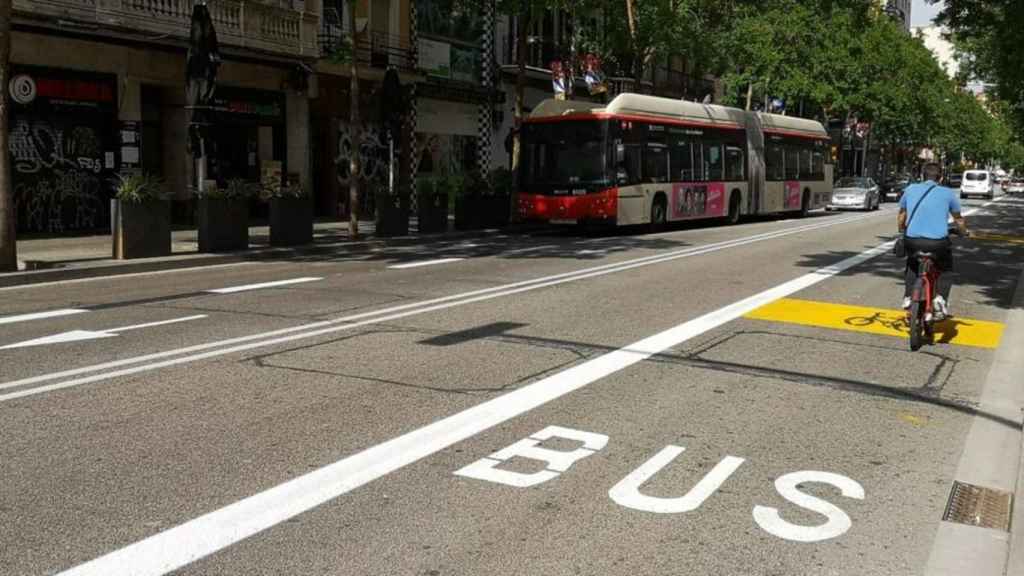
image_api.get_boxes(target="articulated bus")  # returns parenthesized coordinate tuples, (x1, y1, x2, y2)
(517, 93, 834, 228)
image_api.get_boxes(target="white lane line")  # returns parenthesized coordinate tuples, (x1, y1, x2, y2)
(0, 263, 254, 293)
(0, 211, 886, 399)
(576, 249, 607, 256)
(502, 244, 558, 255)
(206, 277, 323, 294)
(1, 316, 208, 350)
(0, 308, 89, 326)
(110, 315, 210, 332)
(387, 258, 465, 270)
(54, 233, 898, 576)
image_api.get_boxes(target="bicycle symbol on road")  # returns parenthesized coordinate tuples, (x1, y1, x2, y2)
(844, 312, 909, 332)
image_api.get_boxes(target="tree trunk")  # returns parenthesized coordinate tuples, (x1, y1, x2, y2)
(348, 0, 361, 240)
(509, 3, 530, 223)
(625, 0, 642, 91)
(512, 3, 528, 173)
(0, 0, 15, 271)
(745, 82, 753, 111)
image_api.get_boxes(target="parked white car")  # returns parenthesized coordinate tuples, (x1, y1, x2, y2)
(1007, 179, 1024, 195)
(827, 177, 880, 211)
(961, 170, 994, 200)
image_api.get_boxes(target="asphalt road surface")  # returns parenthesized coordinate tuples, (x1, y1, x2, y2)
(2, 194, 1023, 576)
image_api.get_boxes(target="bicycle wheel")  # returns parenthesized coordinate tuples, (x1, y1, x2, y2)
(909, 301, 924, 351)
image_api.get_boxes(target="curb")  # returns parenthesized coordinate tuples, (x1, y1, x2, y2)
(1004, 267, 1024, 575)
(0, 225, 541, 288)
(924, 266, 1024, 576)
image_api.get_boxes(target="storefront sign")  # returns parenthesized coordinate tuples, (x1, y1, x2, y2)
(212, 88, 285, 124)
(419, 38, 451, 79)
(9, 75, 36, 105)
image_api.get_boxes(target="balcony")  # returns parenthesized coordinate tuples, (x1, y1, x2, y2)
(14, 0, 320, 58)
(319, 9, 415, 73)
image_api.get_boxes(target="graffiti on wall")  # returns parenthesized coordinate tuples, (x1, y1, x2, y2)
(9, 119, 107, 233)
(335, 122, 392, 186)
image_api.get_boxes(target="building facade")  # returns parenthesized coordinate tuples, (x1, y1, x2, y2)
(9, 0, 320, 233)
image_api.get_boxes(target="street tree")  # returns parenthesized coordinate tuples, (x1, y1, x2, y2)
(0, 0, 14, 271)
(933, 0, 1024, 133)
(325, 1, 363, 239)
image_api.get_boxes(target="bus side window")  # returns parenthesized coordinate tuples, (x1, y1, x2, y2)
(812, 151, 825, 180)
(766, 144, 784, 181)
(704, 142, 723, 182)
(785, 146, 800, 180)
(725, 145, 745, 181)
(670, 139, 695, 182)
(800, 147, 813, 181)
(644, 145, 669, 183)
(620, 144, 643, 186)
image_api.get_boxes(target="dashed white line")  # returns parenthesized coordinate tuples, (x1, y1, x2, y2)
(388, 258, 464, 269)
(0, 308, 89, 325)
(206, 277, 323, 294)
(54, 226, 898, 576)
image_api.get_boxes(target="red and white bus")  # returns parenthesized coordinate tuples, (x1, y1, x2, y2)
(517, 93, 833, 228)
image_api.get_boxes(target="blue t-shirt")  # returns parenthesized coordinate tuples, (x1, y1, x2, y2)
(900, 181, 961, 239)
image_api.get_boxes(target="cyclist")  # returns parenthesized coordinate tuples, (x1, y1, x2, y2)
(898, 162, 971, 320)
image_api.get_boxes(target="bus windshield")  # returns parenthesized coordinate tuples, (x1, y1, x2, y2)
(520, 120, 608, 192)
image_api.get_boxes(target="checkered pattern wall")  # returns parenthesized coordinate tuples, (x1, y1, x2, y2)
(477, 0, 496, 179)
(409, 0, 420, 212)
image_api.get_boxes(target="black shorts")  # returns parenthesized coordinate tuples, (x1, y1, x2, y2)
(905, 237, 954, 273)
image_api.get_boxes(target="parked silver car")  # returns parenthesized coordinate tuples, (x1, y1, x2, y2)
(827, 177, 881, 211)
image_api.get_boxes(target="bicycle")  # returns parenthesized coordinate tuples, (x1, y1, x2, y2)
(906, 228, 966, 351)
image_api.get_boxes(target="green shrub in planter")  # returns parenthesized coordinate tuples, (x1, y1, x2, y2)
(196, 179, 256, 252)
(263, 182, 314, 247)
(110, 172, 171, 259)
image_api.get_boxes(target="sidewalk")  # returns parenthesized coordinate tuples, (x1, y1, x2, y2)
(926, 265, 1024, 576)
(15, 220, 370, 269)
(3, 217, 525, 287)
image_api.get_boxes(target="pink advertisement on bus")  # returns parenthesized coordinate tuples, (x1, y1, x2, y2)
(672, 182, 725, 219)
(784, 181, 802, 210)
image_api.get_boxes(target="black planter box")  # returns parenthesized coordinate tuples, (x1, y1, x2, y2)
(456, 194, 511, 230)
(197, 197, 249, 252)
(481, 194, 511, 228)
(375, 193, 409, 237)
(417, 192, 448, 234)
(111, 199, 171, 260)
(454, 194, 482, 230)
(269, 196, 314, 247)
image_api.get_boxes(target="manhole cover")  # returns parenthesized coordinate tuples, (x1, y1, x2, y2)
(942, 481, 1013, 531)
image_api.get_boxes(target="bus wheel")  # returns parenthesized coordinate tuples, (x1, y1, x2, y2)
(799, 190, 811, 218)
(726, 192, 741, 225)
(650, 195, 667, 233)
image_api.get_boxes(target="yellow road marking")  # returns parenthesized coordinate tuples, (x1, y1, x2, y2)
(972, 233, 1024, 246)
(897, 412, 931, 427)
(744, 298, 1004, 349)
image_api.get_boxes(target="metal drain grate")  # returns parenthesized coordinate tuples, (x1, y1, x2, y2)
(942, 481, 1013, 531)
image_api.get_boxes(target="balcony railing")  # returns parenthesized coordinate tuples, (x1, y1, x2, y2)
(319, 21, 415, 73)
(15, 0, 320, 58)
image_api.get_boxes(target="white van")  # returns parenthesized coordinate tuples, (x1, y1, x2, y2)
(961, 170, 994, 199)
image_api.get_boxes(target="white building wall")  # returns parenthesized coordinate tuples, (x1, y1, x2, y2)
(913, 25, 960, 79)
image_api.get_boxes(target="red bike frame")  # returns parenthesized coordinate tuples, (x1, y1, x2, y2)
(910, 255, 941, 320)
